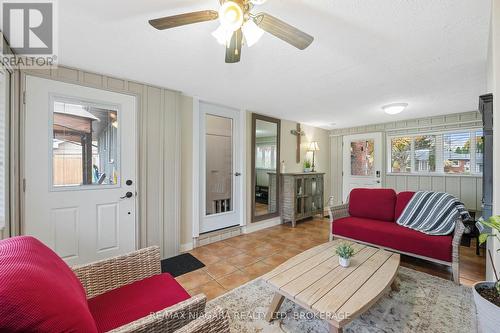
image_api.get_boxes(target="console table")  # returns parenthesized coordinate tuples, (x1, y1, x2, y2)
(279, 172, 325, 227)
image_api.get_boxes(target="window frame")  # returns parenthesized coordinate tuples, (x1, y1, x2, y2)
(387, 128, 483, 176)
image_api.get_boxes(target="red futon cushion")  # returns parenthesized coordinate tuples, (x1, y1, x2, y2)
(333, 217, 453, 262)
(88, 273, 191, 332)
(0, 236, 98, 332)
(349, 188, 397, 222)
(395, 191, 415, 220)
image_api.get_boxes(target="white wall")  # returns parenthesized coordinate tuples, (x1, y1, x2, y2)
(489, 0, 500, 281)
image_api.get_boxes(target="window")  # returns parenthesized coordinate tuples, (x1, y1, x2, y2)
(390, 137, 411, 173)
(389, 130, 482, 175)
(475, 130, 484, 173)
(350, 140, 374, 176)
(414, 135, 436, 172)
(444, 132, 471, 174)
(52, 101, 119, 187)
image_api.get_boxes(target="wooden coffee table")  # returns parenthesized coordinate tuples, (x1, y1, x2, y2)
(262, 240, 400, 333)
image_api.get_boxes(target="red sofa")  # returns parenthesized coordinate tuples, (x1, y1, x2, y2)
(329, 188, 465, 284)
(0, 236, 208, 332)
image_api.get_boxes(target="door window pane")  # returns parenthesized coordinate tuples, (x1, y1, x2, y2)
(205, 114, 233, 216)
(350, 140, 374, 176)
(476, 130, 484, 173)
(444, 132, 471, 174)
(52, 101, 119, 187)
(414, 135, 436, 172)
(391, 137, 411, 173)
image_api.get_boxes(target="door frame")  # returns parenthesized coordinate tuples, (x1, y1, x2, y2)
(192, 98, 246, 238)
(342, 132, 384, 202)
(19, 73, 141, 249)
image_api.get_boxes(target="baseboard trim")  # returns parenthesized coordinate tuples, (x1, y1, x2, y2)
(180, 242, 194, 253)
(242, 217, 282, 234)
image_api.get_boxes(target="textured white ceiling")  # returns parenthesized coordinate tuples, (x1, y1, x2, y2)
(58, 0, 491, 129)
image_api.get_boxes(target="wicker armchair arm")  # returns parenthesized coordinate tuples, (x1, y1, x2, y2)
(173, 307, 230, 333)
(451, 218, 465, 284)
(109, 294, 207, 333)
(72, 246, 161, 298)
(329, 204, 349, 222)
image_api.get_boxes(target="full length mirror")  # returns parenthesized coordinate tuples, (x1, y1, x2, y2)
(252, 114, 281, 222)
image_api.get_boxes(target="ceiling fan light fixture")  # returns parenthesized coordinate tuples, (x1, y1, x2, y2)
(218, 1, 244, 32)
(382, 103, 408, 115)
(242, 19, 264, 47)
(212, 25, 233, 45)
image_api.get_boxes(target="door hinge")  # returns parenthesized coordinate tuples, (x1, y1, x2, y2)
(22, 91, 26, 105)
(22, 179, 26, 192)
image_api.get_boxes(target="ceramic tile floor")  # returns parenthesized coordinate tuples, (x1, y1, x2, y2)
(176, 218, 485, 300)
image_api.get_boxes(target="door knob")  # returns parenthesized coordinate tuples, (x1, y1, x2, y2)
(121, 192, 133, 199)
(235, 172, 242, 176)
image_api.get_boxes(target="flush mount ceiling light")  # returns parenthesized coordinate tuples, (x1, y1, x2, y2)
(149, 0, 314, 63)
(382, 103, 408, 115)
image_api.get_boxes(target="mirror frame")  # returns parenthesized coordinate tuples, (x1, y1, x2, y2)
(251, 113, 281, 223)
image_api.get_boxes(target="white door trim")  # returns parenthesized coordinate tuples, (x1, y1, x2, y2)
(191, 99, 246, 238)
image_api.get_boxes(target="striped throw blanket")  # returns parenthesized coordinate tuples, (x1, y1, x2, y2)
(396, 191, 470, 236)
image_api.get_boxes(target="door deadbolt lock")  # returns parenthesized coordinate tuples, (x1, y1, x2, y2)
(235, 172, 242, 176)
(126, 180, 133, 186)
(121, 192, 133, 199)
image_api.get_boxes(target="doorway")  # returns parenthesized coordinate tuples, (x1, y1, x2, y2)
(342, 133, 383, 202)
(199, 102, 242, 234)
(23, 76, 138, 265)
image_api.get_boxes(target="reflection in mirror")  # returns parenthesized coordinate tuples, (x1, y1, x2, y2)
(252, 115, 280, 221)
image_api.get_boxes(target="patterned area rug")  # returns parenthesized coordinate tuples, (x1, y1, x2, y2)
(207, 267, 477, 333)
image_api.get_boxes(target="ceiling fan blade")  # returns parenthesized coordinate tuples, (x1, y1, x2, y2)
(255, 13, 314, 50)
(149, 10, 218, 30)
(225, 29, 242, 63)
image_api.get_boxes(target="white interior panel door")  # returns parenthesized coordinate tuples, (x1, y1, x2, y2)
(200, 102, 241, 233)
(24, 76, 137, 265)
(342, 133, 383, 202)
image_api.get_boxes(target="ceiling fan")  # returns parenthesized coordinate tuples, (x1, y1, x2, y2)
(149, 0, 314, 63)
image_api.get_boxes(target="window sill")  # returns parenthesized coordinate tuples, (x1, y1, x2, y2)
(386, 173, 482, 178)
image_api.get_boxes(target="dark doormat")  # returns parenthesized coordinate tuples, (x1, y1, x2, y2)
(161, 253, 205, 278)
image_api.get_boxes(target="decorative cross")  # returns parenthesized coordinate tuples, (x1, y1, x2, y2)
(290, 123, 305, 164)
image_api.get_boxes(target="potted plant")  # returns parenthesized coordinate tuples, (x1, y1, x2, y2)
(475, 215, 500, 333)
(336, 243, 355, 268)
(303, 159, 312, 173)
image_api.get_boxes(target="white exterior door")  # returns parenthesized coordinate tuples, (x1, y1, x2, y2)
(342, 133, 383, 202)
(200, 102, 241, 233)
(24, 76, 137, 266)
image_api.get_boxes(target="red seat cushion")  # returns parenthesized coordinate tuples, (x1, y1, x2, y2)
(88, 273, 191, 332)
(348, 188, 397, 222)
(0, 236, 98, 332)
(332, 217, 453, 262)
(395, 191, 415, 220)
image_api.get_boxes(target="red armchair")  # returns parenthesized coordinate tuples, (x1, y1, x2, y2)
(0, 236, 229, 332)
